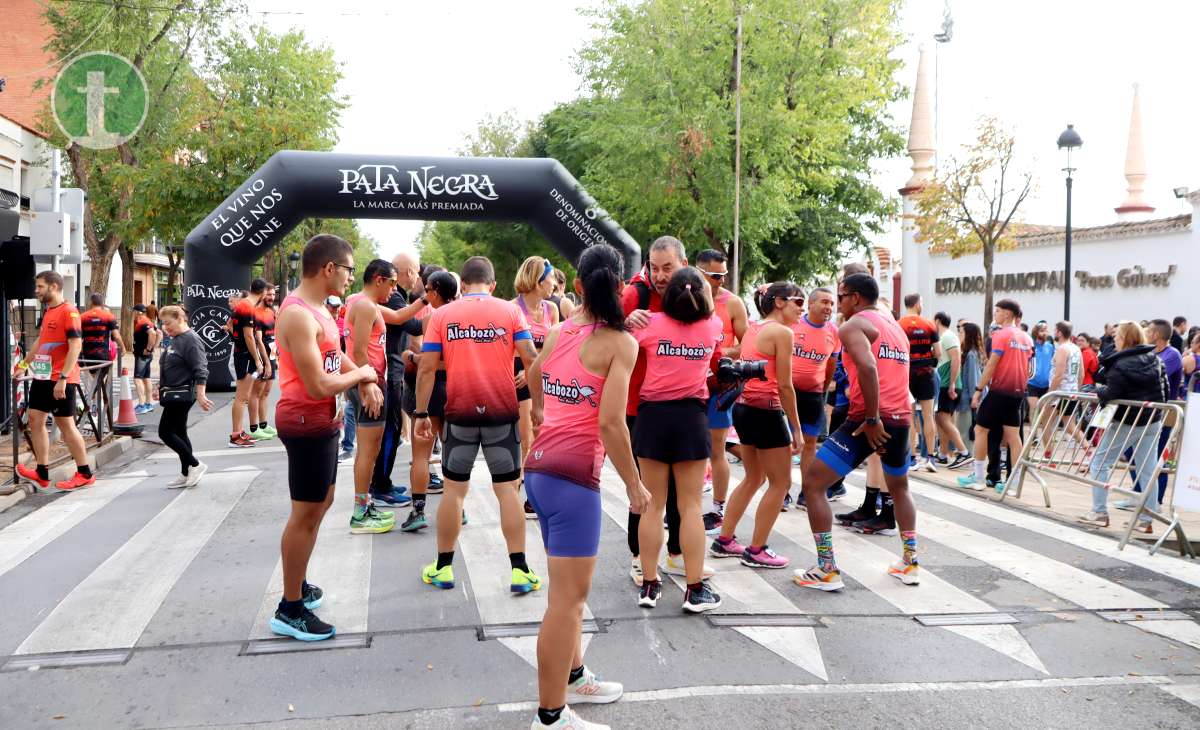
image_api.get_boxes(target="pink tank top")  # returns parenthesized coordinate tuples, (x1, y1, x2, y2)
(344, 292, 386, 385)
(635, 313, 720, 402)
(845, 309, 911, 424)
(737, 320, 783, 410)
(714, 289, 736, 350)
(276, 294, 344, 438)
(525, 323, 607, 489)
(516, 296, 554, 348)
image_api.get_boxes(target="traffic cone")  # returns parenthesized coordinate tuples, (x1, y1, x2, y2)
(113, 371, 145, 437)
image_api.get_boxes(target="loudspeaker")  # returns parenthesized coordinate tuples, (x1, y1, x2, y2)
(0, 236, 36, 300)
(0, 207, 18, 243)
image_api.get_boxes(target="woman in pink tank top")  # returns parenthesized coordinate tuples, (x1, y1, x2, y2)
(712, 282, 803, 570)
(523, 245, 648, 727)
(630, 267, 724, 609)
(512, 256, 562, 488)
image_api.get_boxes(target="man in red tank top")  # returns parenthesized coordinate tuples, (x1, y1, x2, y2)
(696, 249, 748, 535)
(269, 235, 381, 642)
(794, 273, 921, 593)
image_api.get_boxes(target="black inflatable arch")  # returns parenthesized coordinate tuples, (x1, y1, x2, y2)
(183, 151, 641, 389)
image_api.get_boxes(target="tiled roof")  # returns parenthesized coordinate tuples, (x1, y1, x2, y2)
(928, 214, 1191, 255)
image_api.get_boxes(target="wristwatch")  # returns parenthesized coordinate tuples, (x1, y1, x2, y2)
(864, 416, 879, 426)
(412, 411, 429, 419)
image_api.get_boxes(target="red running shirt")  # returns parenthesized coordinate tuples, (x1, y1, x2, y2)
(35, 302, 82, 384)
(635, 313, 722, 402)
(898, 314, 938, 374)
(737, 320, 783, 410)
(620, 280, 663, 416)
(344, 292, 386, 385)
(79, 306, 117, 361)
(230, 299, 257, 355)
(423, 294, 531, 426)
(791, 316, 841, 394)
(526, 323, 608, 489)
(989, 326, 1034, 397)
(714, 289, 736, 350)
(845, 310, 911, 425)
(275, 294, 344, 438)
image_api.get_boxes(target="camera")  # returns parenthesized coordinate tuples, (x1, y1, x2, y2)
(716, 357, 768, 384)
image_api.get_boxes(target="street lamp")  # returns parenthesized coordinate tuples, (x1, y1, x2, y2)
(288, 251, 301, 292)
(1057, 123, 1082, 321)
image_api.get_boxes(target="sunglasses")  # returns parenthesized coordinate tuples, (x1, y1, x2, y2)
(785, 296, 805, 302)
(331, 262, 355, 276)
(703, 271, 728, 280)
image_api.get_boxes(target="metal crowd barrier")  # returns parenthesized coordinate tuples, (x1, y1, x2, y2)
(1001, 390, 1193, 558)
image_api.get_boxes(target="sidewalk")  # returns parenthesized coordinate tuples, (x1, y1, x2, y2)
(911, 459, 1200, 555)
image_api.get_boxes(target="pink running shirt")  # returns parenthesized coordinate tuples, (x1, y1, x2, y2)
(516, 296, 555, 348)
(845, 309, 911, 425)
(791, 316, 841, 393)
(989, 326, 1034, 396)
(635, 313, 722, 402)
(423, 293, 531, 425)
(737, 320, 783, 410)
(526, 323, 607, 489)
(344, 292, 386, 386)
(276, 294, 344, 438)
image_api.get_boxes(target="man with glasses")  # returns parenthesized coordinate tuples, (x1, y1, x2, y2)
(695, 249, 748, 534)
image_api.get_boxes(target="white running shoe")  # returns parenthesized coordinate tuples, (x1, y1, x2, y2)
(888, 561, 920, 585)
(566, 666, 623, 704)
(660, 553, 715, 579)
(922, 458, 938, 473)
(530, 706, 610, 729)
(184, 461, 208, 488)
(166, 474, 187, 489)
(629, 556, 643, 586)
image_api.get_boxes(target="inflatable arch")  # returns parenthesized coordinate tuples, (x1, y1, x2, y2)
(183, 151, 641, 389)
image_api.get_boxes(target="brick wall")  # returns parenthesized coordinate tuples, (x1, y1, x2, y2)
(0, 0, 55, 136)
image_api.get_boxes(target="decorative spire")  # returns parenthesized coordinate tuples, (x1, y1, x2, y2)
(1116, 83, 1154, 217)
(902, 45, 935, 193)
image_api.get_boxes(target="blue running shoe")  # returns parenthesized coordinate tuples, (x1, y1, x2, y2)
(372, 488, 412, 507)
(827, 484, 847, 501)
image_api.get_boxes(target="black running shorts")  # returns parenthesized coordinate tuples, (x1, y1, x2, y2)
(441, 420, 522, 483)
(633, 399, 711, 463)
(793, 388, 826, 437)
(514, 358, 531, 402)
(909, 368, 937, 402)
(937, 387, 959, 415)
(732, 403, 792, 450)
(27, 379, 76, 418)
(233, 351, 257, 380)
(402, 373, 447, 419)
(280, 433, 339, 502)
(976, 391, 1024, 430)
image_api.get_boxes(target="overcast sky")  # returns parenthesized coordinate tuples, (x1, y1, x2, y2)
(261, 0, 1200, 263)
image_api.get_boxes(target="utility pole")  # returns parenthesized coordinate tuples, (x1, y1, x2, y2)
(732, 10, 743, 295)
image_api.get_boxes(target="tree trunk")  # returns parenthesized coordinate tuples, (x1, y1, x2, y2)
(166, 253, 180, 304)
(119, 246, 137, 350)
(982, 241, 995, 331)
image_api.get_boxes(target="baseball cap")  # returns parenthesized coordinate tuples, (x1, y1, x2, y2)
(325, 295, 343, 308)
(133, 304, 147, 312)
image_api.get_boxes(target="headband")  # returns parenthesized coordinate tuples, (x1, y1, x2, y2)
(538, 260, 553, 283)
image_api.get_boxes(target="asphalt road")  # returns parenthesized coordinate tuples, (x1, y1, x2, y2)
(1, 395, 1198, 729)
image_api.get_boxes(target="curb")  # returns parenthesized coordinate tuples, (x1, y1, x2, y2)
(0, 435, 135, 513)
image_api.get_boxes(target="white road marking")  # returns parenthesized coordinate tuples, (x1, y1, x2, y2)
(0, 477, 143, 580)
(1159, 683, 1200, 711)
(150, 446, 286, 459)
(16, 469, 256, 654)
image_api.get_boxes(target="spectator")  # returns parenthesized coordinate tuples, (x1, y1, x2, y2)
(1027, 321, 1055, 417)
(1171, 317, 1187, 354)
(957, 321, 985, 447)
(156, 306, 213, 488)
(933, 311, 970, 467)
(1078, 321, 1167, 531)
(1148, 320, 1183, 400)
(1076, 332, 1099, 387)
(1100, 323, 1117, 360)
(131, 304, 160, 415)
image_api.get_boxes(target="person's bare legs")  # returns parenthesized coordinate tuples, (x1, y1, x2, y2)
(748, 447, 792, 547)
(354, 424, 384, 505)
(537, 555, 596, 712)
(885, 472, 917, 534)
(801, 433, 819, 481)
(672, 460, 707, 584)
(637, 458, 670, 583)
(494, 479, 526, 554)
(232, 375, 255, 434)
(28, 409, 51, 465)
(918, 399, 937, 461)
(936, 411, 967, 456)
(410, 424, 434, 495)
(435, 479, 469, 552)
(709, 428, 730, 504)
(518, 400, 533, 468)
(719, 445, 763, 540)
(55, 416, 89, 468)
(281, 487, 335, 601)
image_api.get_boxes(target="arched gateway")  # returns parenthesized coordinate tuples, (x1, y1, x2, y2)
(183, 151, 640, 389)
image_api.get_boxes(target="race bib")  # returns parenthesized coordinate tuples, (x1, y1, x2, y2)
(30, 354, 53, 381)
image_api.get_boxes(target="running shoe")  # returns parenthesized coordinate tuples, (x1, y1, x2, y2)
(302, 582, 324, 610)
(629, 556, 643, 586)
(780, 494, 793, 512)
(854, 515, 897, 536)
(184, 461, 208, 488)
(795, 492, 808, 510)
(1077, 511, 1110, 527)
(142, 403, 154, 414)
(888, 561, 921, 585)
(934, 455, 950, 466)
(15, 463, 49, 490)
(511, 567, 542, 594)
(529, 706, 610, 730)
(955, 473, 986, 492)
(703, 511, 723, 535)
(249, 428, 274, 441)
(166, 473, 188, 489)
(524, 500, 539, 520)
(836, 504, 876, 526)
(421, 562, 454, 589)
(827, 484, 847, 501)
(637, 579, 661, 608)
(993, 480, 1007, 496)
(260, 425, 279, 438)
(791, 454, 802, 466)
(426, 474, 444, 494)
(661, 554, 714, 579)
(708, 536, 746, 559)
(793, 566, 845, 592)
(741, 546, 789, 569)
(400, 510, 428, 532)
(55, 471, 95, 492)
(228, 432, 256, 448)
(682, 582, 723, 614)
(566, 666, 624, 704)
(350, 504, 395, 534)
(270, 605, 334, 642)
(336, 447, 354, 462)
(371, 488, 412, 507)
(948, 453, 973, 469)
(1113, 498, 1138, 512)
(921, 458, 938, 473)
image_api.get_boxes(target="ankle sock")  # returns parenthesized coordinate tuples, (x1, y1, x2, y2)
(354, 493, 371, 509)
(436, 551, 454, 570)
(901, 530, 919, 565)
(814, 531, 836, 572)
(862, 486, 880, 512)
(687, 581, 703, 593)
(716, 535, 733, 545)
(249, 424, 258, 432)
(509, 552, 529, 572)
(568, 664, 585, 683)
(973, 460, 986, 481)
(537, 706, 564, 725)
(880, 494, 895, 522)
(412, 495, 426, 512)
(78, 465, 92, 478)
(747, 545, 763, 554)
(259, 422, 267, 430)
(36, 464, 49, 481)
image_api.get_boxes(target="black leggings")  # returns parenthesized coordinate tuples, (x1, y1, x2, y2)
(159, 401, 199, 474)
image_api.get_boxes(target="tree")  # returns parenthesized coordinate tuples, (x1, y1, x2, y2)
(914, 117, 1034, 328)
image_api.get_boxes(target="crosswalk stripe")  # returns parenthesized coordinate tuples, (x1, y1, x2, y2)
(904, 475, 1200, 589)
(1159, 683, 1200, 711)
(744, 483, 1049, 675)
(839, 481, 1200, 652)
(597, 468, 828, 681)
(249, 462, 371, 638)
(150, 445, 287, 459)
(15, 469, 256, 655)
(0, 477, 143, 580)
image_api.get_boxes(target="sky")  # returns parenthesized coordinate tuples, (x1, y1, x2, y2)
(259, 0, 1200, 263)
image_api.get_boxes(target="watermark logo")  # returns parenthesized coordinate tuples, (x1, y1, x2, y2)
(52, 52, 148, 150)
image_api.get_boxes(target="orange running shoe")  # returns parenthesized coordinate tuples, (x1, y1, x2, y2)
(55, 471, 96, 492)
(15, 463, 49, 489)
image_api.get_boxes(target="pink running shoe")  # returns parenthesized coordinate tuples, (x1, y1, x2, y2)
(740, 546, 790, 569)
(708, 535, 746, 559)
